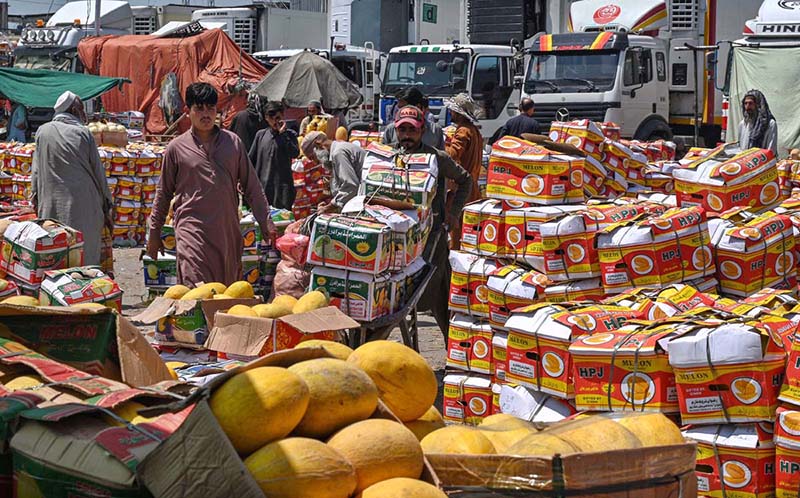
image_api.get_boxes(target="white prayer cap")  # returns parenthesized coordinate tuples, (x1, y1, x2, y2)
(54, 91, 78, 113)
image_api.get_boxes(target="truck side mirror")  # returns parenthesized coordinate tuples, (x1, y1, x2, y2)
(452, 57, 466, 74)
(375, 59, 381, 73)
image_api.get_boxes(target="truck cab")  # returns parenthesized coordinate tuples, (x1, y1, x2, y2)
(379, 44, 519, 139)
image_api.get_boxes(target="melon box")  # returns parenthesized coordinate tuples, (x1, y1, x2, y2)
(502, 204, 585, 271)
(775, 408, 800, 497)
(0, 220, 85, 286)
(142, 253, 177, 287)
(389, 258, 427, 314)
(460, 199, 505, 257)
(240, 215, 263, 255)
(486, 265, 550, 330)
(359, 145, 438, 208)
(442, 373, 493, 425)
(683, 422, 775, 498)
(448, 251, 498, 318)
(308, 214, 393, 275)
(668, 321, 786, 424)
(447, 314, 493, 375)
(99, 147, 134, 176)
(310, 266, 392, 322)
(38, 266, 122, 312)
(548, 119, 605, 160)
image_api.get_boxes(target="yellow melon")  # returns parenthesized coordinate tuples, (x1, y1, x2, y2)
(4, 375, 42, 391)
(272, 294, 298, 311)
(479, 413, 532, 430)
(404, 406, 445, 441)
(287, 358, 378, 438)
(420, 426, 496, 455)
(293, 290, 329, 314)
(613, 412, 684, 447)
(478, 425, 537, 454)
(209, 366, 310, 454)
(244, 437, 356, 498)
(335, 126, 349, 141)
(226, 304, 257, 317)
(71, 303, 107, 310)
(200, 282, 228, 295)
(360, 478, 447, 498)
(165, 361, 186, 380)
(327, 419, 424, 493)
(294, 340, 354, 361)
(3, 296, 39, 306)
(347, 341, 437, 422)
(252, 303, 292, 319)
(212, 294, 234, 300)
(164, 284, 191, 299)
(181, 286, 214, 301)
(102, 401, 151, 427)
(224, 281, 254, 298)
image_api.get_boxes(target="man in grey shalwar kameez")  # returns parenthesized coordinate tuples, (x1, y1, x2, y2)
(31, 91, 112, 266)
(738, 89, 779, 157)
(248, 101, 300, 210)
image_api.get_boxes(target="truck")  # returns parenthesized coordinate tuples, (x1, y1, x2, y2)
(190, 6, 328, 55)
(726, 0, 800, 155)
(253, 43, 387, 123)
(521, 0, 758, 145)
(130, 5, 196, 35)
(14, 0, 133, 71)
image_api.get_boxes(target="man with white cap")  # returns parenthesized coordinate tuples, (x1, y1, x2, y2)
(301, 130, 365, 213)
(31, 91, 113, 266)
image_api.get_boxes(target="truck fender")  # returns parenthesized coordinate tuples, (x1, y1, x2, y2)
(633, 115, 673, 141)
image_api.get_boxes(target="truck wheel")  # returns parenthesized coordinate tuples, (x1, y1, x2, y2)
(634, 119, 673, 141)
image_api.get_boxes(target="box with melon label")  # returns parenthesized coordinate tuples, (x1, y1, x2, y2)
(113, 200, 141, 226)
(487, 136, 585, 205)
(543, 278, 606, 303)
(548, 119, 605, 160)
(674, 145, 781, 213)
(114, 176, 142, 202)
(778, 321, 800, 408)
(540, 203, 659, 281)
(39, 266, 122, 312)
(98, 147, 134, 176)
(359, 145, 438, 208)
(309, 266, 392, 322)
(569, 321, 683, 412)
(668, 321, 786, 424)
(712, 213, 797, 298)
(502, 205, 584, 271)
(448, 251, 498, 318)
(492, 332, 508, 384)
(684, 422, 775, 498)
(774, 408, 800, 498)
(582, 156, 611, 198)
(442, 373, 493, 425)
(496, 384, 577, 423)
(308, 214, 392, 275)
(460, 199, 505, 257)
(597, 206, 716, 294)
(506, 303, 641, 399)
(1, 220, 85, 286)
(602, 139, 648, 180)
(447, 314, 493, 375)
(486, 265, 550, 330)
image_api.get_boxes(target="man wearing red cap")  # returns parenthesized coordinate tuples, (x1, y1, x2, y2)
(392, 105, 471, 341)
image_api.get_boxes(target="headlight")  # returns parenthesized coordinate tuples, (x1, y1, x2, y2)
(20, 30, 29, 42)
(36, 30, 46, 41)
(46, 31, 55, 41)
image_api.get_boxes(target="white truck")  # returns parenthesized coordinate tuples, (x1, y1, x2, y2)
(522, 0, 758, 145)
(190, 6, 328, 55)
(253, 44, 387, 123)
(726, 0, 800, 155)
(14, 0, 133, 71)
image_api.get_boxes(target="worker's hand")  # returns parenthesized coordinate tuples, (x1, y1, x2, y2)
(145, 236, 162, 261)
(267, 220, 278, 247)
(278, 120, 287, 134)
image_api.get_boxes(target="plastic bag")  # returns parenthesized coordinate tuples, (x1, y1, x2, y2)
(272, 261, 309, 299)
(275, 232, 309, 265)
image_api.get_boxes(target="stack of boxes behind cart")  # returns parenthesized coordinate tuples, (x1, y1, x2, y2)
(0, 143, 36, 206)
(306, 142, 434, 322)
(291, 157, 331, 220)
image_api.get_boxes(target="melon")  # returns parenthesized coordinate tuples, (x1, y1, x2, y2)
(420, 426, 496, 455)
(347, 341, 437, 421)
(294, 340, 354, 361)
(181, 286, 214, 301)
(210, 366, 310, 454)
(477, 414, 538, 453)
(226, 304, 257, 317)
(404, 406, 445, 441)
(293, 291, 329, 314)
(327, 419, 424, 493)
(273, 294, 298, 309)
(335, 126, 348, 141)
(71, 303, 107, 310)
(479, 413, 532, 430)
(224, 281, 254, 298)
(360, 478, 447, 498)
(102, 401, 151, 427)
(3, 296, 39, 306)
(212, 294, 234, 300)
(164, 284, 191, 299)
(4, 375, 42, 391)
(200, 282, 228, 295)
(244, 437, 356, 498)
(252, 303, 291, 319)
(288, 358, 378, 438)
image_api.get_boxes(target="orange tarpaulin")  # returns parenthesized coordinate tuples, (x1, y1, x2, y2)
(78, 29, 267, 135)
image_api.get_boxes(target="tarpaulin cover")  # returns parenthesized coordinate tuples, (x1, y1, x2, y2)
(78, 29, 268, 134)
(251, 51, 363, 109)
(0, 68, 127, 109)
(728, 45, 800, 157)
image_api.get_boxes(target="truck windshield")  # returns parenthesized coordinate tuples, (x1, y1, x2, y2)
(383, 52, 468, 96)
(14, 54, 72, 71)
(525, 51, 620, 93)
(333, 58, 362, 87)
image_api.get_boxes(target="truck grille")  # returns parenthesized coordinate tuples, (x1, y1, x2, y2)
(531, 102, 620, 130)
(233, 18, 256, 54)
(670, 0, 697, 31)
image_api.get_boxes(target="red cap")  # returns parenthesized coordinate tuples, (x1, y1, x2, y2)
(394, 106, 424, 129)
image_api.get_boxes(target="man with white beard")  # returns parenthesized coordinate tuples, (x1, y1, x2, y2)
(738, 89, 778, 157)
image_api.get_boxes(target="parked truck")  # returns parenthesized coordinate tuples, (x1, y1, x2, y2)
(726, 0, 800, 155)
(521, 0, 758, 145)
(190, 6, 328, 54)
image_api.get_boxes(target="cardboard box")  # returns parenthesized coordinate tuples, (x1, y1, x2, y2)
(142, 253, 177, 287)
(492, 332, 508, 384)
(448, 251, 498, 318)
(447, 314, 493, 374)
(569, 321, 681, 412)
(505, 303, 641, 399)
(442, 373, 493, 425)
(205, 306, 358, 361)
(496, 384, 577, 424)
(115, 176, 142, 201)
(674, 145, 781, 213)
(487, 137, 585, 205)
(683, 423, 775, 497)
(240, 215, 263, 254)
(543, 277, 606, 302)
(133, 296, 262, 347)
(310, 266, 392, 322)
(502, 204, 584, 271)
(38, 266, 123, 312)
(602, 139, 648, 181)
(360, 145, 438, 207)
(460, 199, 505, 256)
(486, 265, 550, 330)
(99, 147, 135, 176)
(597, 206, 715, 294)
(1, 220, 85, 286)
(308, 214, 393, 275)
(0, 305, 170, 386)
(776, 408, 800, 497)
(548, 119, 605, 160)
(349, 130, 382, 147)
(241, 254, 261, 285)
(668, 321, 785, 424)
(389, 258, 427, 313)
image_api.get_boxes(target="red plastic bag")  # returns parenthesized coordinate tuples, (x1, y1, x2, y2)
(275, 232, 309, 266)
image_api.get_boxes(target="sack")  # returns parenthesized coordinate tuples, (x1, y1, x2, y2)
(273, 260, 309, 299)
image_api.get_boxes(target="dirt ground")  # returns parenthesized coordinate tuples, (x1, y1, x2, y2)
(114, 247, 448, 399)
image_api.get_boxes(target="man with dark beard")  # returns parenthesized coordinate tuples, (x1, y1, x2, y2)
(738, 89, 778, 157)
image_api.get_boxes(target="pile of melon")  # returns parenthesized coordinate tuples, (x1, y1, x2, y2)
(223, 290, 330, 318)
(163, 280, 256, 301)
(208, 340, 446, 498)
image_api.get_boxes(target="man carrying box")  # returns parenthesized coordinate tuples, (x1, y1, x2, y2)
(146, 83, 276, 286)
